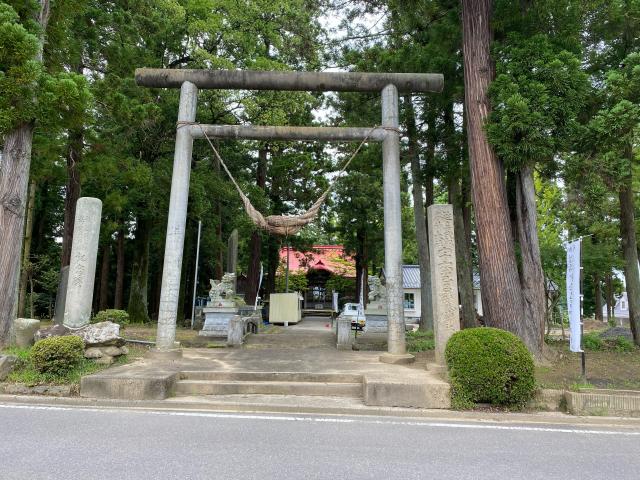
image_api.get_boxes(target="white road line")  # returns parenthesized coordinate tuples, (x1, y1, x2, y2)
(1, 403, 639, 436)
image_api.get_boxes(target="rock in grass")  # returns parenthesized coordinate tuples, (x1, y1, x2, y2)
(34, 324, 70, 342)
(0, 355, 17, 381)
(84, 347, 104, 359)
(73, 322, 124, 347)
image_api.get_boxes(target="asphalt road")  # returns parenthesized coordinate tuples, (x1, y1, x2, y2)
(1, 404, 639, 480)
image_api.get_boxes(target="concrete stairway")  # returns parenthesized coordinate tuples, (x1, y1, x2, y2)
(175, 371, 364, 398)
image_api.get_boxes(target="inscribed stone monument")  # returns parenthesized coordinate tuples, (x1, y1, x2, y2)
(63, 197, 102, 329)
(427, 204, 460, 366)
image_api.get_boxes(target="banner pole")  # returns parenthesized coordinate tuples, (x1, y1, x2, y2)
(579, 236, 586, 380)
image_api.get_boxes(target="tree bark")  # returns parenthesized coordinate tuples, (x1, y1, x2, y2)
(98, 244, 110, 312)
(594, 273, 603, 322)
(0, 123, 34, 344)
(406, 98, 434, 331)
(461, 0, 527, 348)
(127, 218, 151, 323)
(619, 179, 640, 344)
(60, 131, 83, 268)
(18, 180, 37, 318)
(515, 165, 546, 355)
(605, 273, 614, 322)
(0, 0, 50, 346)
(449, 178, 477, 329)
(114, 228, 125, 309)
(245, 147, 268, 306)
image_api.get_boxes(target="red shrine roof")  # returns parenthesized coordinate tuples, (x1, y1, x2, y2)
(279, 245, 356, 277)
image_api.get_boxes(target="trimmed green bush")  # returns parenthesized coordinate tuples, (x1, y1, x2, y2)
(92, 309, 130, 326)
(445, 327, 536, 409)
(31, 336, 85, 375)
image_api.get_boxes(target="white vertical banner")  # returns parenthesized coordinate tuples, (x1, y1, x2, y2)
(566, 239, 582, 353)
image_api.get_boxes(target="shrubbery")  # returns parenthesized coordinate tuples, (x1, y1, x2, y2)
(92, 309, 130, 326)
(445, 327, 536, 409)
(30, 336, 85, 375)
(406, 330, 435, 352)
(583, 332, 635, 352)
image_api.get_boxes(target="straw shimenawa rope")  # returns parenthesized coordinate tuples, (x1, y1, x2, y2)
(184, 122, 380, 236)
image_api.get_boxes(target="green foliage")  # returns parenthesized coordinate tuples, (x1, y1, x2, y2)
(0, 2, 42, 132)
(445, 328, 536, 409)
(275, 272, 308, 293)
(581, 332, 636, 352)
(30, 336, 85, 375)
(93, 309, 130, 326)
(406, 330, 435, 353)
(324, 274, 355, 294)
(582, 332, 604, 351)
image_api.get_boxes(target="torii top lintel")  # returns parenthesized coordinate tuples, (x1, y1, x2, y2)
(134, 68, 443, 93)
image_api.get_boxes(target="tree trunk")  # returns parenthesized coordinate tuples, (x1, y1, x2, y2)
(0, 0, 50, 346)
(515, 165, 546, 355)
(18, 180, 37, 318)
(406, 98, 433, 331)
(0, 123, 35, 345)
(114, 228, 125, 309)
(60, 129, 83, 268)
(594, 273, 603, 322)
(619, 180, 640, 344)
(127, 218, 151, 323)
(461, 0, 527, 347)
(449, 178, 476, 329)
(245, 147, 268, 305)
(605, 273, 614, 322)
(98, 244, 110, 311)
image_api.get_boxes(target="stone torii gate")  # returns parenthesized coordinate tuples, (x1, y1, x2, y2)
(135, 68, 443, 364)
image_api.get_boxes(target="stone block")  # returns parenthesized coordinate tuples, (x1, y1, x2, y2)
(363, 372, 450, 409)
(566, 389, 640, 417)
(13, 318, 41, 347)
(0, 355, 17, 381)
(227, 315, 244, 346)
(81, 370, 178, 400)
(336, 316, 352, 350)
(101, 346, 124, 357)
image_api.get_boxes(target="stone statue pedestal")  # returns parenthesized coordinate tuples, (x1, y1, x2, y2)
(199, 306, 239, 337)
(363, 301, 386, 333)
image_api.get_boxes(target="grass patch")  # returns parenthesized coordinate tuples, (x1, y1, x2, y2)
(1, 344, 145, 387)
(406, 330, 435, 353)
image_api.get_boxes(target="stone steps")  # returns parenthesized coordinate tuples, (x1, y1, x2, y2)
(175, 379, 363, 397)
(178, 371, 362, 383)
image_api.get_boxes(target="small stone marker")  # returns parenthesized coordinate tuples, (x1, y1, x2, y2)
(427, 204, 461, 366)
(64, 197, 102, 329)
(53, 266, 69, 325)
(12, 318, 41, 347)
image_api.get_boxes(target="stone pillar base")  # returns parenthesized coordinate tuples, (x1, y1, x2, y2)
(427, 362, 448, 380)
(379, 352, 415, 365)
(146, 348, 183, 361)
